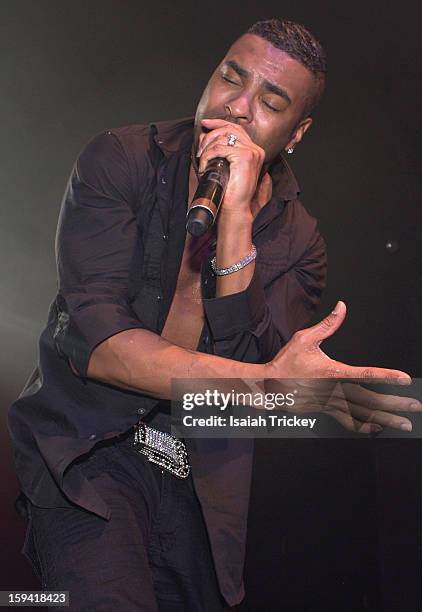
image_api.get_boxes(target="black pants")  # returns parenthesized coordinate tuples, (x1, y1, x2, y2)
(22, 432, 231, 611)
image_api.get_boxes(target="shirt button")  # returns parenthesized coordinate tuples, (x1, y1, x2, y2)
(137, 407, 146, 415)
(156, 295, 162, 302)
(162, 234, 168, 241)
(161, 176, 166, 185)
(89, 434, 96, 440)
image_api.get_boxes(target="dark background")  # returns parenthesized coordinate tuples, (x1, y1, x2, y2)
(1, 1, 421, 610)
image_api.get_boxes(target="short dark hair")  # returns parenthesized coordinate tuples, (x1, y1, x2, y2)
(247, 19, 327, 117)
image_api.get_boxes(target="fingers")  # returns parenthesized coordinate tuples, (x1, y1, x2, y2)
(288, 380, 419, 433)
(198, 120, 251, 153)
(198, 138, 243, 171)
(323, 359, 412, 385)
(349, 403, 413, 431)
(326, 408, 383, 434)
(198, 130, 244, 156)
(198, 119, 263, 163)
(198, 140, 262, 174)
(342, 383, 421, 412)
(326, 395, 413, 431)
(303, 301, 347, 346)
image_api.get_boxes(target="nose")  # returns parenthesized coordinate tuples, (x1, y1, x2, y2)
(225, 93, 252, 123)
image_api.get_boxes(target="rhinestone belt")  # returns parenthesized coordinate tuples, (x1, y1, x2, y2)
(132, 421, 190, 479)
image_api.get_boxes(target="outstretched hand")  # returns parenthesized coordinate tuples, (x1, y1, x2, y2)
(263, 302, 421, 433)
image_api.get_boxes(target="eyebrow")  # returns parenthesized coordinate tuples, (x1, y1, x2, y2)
(224, 60, 292, 105)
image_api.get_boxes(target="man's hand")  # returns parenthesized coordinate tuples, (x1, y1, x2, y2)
(266, 301, 411, 383)
(263, 301, 421, 433)
(260, 378, 420, 433)
(197, 118, 266, 297)
(198, 118, 265, 218)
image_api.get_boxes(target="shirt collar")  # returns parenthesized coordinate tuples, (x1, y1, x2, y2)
(151, 116, 195, 156)
(151, 116, 300, 202)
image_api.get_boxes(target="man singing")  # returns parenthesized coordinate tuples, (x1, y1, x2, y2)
(9, 18, 418, 611)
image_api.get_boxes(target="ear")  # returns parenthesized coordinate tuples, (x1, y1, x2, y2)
(285, 117, 313, 153)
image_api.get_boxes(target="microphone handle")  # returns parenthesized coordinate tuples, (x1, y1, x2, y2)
(186, 158, 230, 237)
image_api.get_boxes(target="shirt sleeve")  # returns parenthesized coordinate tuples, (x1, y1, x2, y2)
(203, 221, 327, 364)
(264, 227, 327, 352)
(54, 131, 146, 379)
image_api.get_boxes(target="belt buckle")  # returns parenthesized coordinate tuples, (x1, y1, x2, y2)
(133, 422, 190, 479)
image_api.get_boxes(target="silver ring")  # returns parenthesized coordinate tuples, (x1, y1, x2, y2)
(227, 133, 237, 146)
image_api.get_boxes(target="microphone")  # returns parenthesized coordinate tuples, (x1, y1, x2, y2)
(186, 157, 230, 237)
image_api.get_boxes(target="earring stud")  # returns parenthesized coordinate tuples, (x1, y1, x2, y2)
(287, 147, 294, 155)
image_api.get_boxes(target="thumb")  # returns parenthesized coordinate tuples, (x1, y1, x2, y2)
(307, 301, 347, 344)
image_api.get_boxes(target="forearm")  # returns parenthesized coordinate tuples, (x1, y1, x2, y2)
(87, 327, 265, 400)
(215, 211, 255, 297)
(205, 212, 282, 364)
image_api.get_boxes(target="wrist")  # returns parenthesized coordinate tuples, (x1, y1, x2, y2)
(263, 360, 278, 378)
(217, 213, 254, 240)
(242, 362, 268, 380)
(212, 244, 257, 276)
(218, 205, 254, 226)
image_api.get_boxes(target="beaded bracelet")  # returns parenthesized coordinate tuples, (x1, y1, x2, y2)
(211, 244, 257, 276)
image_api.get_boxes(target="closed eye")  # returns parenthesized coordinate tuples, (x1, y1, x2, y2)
(263, 100, 280, 112)
(221, 74, 240, 86)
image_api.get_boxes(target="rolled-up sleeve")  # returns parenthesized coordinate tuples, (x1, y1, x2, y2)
(203, 268, 267, 340)
(54, 131, 146, 379)
(265, 227, 327, 350)
(203, 266, 282, 364)
(203, 216, 327, 364)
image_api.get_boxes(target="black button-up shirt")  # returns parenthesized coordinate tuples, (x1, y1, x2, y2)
(8, 117, 326, 605)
